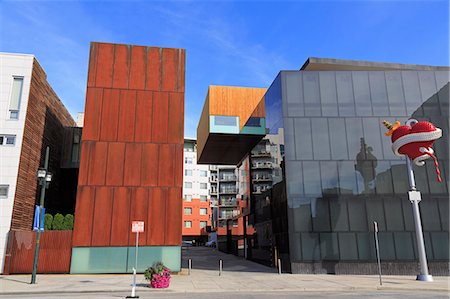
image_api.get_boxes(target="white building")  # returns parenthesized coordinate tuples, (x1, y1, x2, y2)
(0, 53, 35, 272)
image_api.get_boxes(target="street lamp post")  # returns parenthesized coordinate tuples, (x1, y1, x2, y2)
(31, 147, 52, 284)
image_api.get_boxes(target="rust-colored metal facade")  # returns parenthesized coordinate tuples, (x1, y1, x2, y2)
(3, 231, 73, 274)
(72, 43, 185, 250)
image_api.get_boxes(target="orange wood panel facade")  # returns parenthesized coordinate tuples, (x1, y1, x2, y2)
(73, 42, 185, 247)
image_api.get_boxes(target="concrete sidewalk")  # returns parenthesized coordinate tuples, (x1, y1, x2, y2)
(0, 247, 448, 295)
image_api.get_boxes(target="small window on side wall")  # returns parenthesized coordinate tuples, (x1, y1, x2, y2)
(9, 77, 24, 119)
(0, 135, 16, 146)
(0, 185, 9, 198)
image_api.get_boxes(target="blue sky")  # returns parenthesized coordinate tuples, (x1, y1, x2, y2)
(1, 0, 448, 138)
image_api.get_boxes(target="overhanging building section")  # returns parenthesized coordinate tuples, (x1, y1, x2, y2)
(197, 86, 267, 165)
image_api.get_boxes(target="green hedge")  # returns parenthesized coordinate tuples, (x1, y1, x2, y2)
(44, 213, 74, 230)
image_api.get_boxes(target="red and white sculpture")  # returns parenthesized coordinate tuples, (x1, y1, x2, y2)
(383, 119, 443, 182)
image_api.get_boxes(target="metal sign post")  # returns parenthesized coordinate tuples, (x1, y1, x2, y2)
(373, 221, 382, 286)
(127, 221, 144, 299)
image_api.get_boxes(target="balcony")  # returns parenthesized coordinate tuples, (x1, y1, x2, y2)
(251, 162, 273, 169)
(219, 209, 240, 219)
(219, 175, 236, 182)
(251, 150, 271, 158)
(209, 189, 218, 195)
(210, 176, 218, 182)
(219, 188, 238, 194)
(252, 174, 272, 182)
(252, 186, 270, 194)
(210, 165, 218, 171)
(219, 198, 237, 207)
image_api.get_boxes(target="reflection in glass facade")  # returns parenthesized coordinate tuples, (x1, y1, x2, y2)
(248, 70, 449, 274)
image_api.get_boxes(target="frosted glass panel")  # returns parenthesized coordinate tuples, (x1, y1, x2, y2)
(10, 77, 23, 111)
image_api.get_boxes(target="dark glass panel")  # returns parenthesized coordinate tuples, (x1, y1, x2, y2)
(385, 72, 407, 116)
(384, 198, 405, 231)
(319, 233, 339, 260)
(303, 161, 322, 196)
(286, 161, 303, 197)
(431, 232, 449, 260)
(328, 118, 348, 160)
(300, 232, 320, 261)
(312, 199, 331, 232)
(402, 199, 415, 231)
(303, 72, 321, 116)
(283, 118, 295, 161)
(291, 204, 312, 232)
(352, 71, 372, 116)
(265, 73, 283, 134)
(418, 72, 440, 117)
(366, 199, 386, 231)
(329, 198, 349, 231)
(347, 198, 367, 231)
(338, 233, 358, 260)
(337, 161, 358, 195)
(378, 232, 396, 260)
(311, 118, 331, 160)
(289, 232, 302, 261)
(320, 161, 339, 195)
(426, 161, 446, 194)
(318, 72, 338, 116)
(420, 198, 441, 231)
(368, 72, 389, 116)
(336, 72, 355, 116)
(285, 72, 304, 117)
(390, 160, 410, 194)
(413, 163, 430, 194)
(362, 118, 384, 160)
(437, 197, 449, 232)
(402, 71, 424, 116)
(294, 118, 313, 160)
(374, 161, 393, 194)
(357, 232, 375, 260)
(345, 118, 364, 159)
(394, 232, 415, 260)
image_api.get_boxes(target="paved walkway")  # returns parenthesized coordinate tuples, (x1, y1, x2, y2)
(0, 247, 448, 295)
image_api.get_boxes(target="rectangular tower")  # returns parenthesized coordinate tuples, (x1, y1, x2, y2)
(71, 42, 185, 273)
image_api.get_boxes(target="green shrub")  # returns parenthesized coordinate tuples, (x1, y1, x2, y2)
(52, 213, 65, 230)
(63, 214, 74, 230)
(44, 214, 53, 230)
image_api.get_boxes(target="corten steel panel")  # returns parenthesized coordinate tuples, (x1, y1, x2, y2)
(158, 144, 174, 187)
(117, 90, 137, 142)
(124, 143, 142, 186)
(161, 48, 178, 92)
(94, 43, 114, 88)
(135, 90, 153, 142)
(173, 144, 183, 187)
(141, 143, 159, 186)
(110, 187, 131, 246)
(77, 141, 92, 186)
(105, 142, 125, 186)
(112, 44, 130, 89)
(145, 47, 161, 90)
(147, 188, 166, 245)
(99, 89, 120, 141)
(75, 42, 185, 251)
(165, 187, 182, 245)
(87, 142, 108, 185)
(83, 88, 103, 141)
(168, 92, 184, 144)
(129, 46, 147, 90)
(151, 92, 169, 143)
(73, 186, 95, 246)
(129, 188, 149, 245)
(4, 231, 73, 274)
(91, 187, 113, 246)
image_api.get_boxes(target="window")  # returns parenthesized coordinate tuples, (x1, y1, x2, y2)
(200, 170, 208, 177)
(185, 169, 193, 176)
(214, 115, 237, 126)
(9, 77, 23, 119)
(184, 221, 192, 228)
(200, 208, 207, 215)
(0, 135, 16, 146)
(0, 185, 9, 198)
(184, 195, 192, 202)
(200, 221, 207, 229)
(184, 208, 192, 215)
(200, 195, 207, 202)
(185, 157, 193, 164)
(184, 182, 192, 188)
(200, 183, 207, 189)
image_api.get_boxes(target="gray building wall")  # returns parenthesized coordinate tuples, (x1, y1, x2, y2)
(263, 70, 449, 275)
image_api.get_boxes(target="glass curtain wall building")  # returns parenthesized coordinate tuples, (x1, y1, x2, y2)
(246, 59, 449, 275)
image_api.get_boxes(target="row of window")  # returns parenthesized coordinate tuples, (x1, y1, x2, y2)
(184, 195, 208, 202)
(184, 182, 208, 189)
(184, 207, 208, 215)
(184, 221, 208, 229)
(184, 169, 208, 177)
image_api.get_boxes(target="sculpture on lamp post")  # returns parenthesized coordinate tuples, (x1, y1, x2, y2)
(383, 119, 442, 282)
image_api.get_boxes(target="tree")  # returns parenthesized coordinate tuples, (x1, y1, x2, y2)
(63, 214, 74, 230)
(44, 214, 53, 230)
(52, 213, 64, 230)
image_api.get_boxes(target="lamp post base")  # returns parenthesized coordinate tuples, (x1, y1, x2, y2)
(416, 274, 433, 282)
